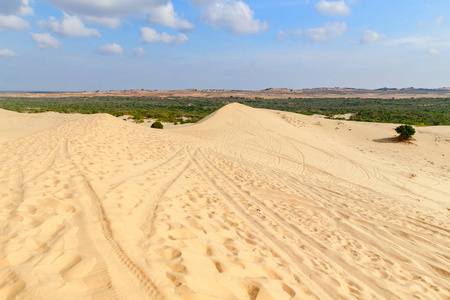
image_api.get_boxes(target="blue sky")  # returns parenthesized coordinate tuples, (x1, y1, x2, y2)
(0, 0, 449, 91)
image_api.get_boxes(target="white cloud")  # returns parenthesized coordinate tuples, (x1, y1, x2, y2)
(149, 2, 195, 32)
(134, 47, 147, 56)
(0, 48, 19, 57)
(0, 0, 33, 16)
(97, 43, 123, 55)
(0, 15, 29, 31)
(42, 0, 265, 34)
(436, 16, 443, 25)
(304, 22, 347, 42)
(83, 16, 121, 29)
(18, 0, 33, 16)
(360, 30, 385, 44)
(275, 28, 302, 41)
(315, 0, 351, 17)
(0, 0, 32, 31)
(42, 0, 158, 16)
(196, 0, 268, 34)
(31, 32, 62, 48)
(141, 27, 188, 44)
(0, 0, 22, 15)
(278, 23, 347, 43)
(276, 30, 289, 41)
(190, 0, 211, 4)
(38, 14, 101, 37)
(428, 48, 439, 55)
(42, 0, 194, 31)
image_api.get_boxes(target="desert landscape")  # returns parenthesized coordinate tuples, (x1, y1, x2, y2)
(2, 0, 450, 298)
(0, 103, 449, 299)
(4, 87, 450, 100)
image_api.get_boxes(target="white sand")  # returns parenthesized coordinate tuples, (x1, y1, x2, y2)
(0, 103, 449, 300)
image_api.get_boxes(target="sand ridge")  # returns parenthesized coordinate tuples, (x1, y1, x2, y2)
(0, 109, 85, 143)
(0, 103, 449, 299)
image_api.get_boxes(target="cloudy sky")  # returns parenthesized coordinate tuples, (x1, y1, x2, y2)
(0, 0, 449, 91)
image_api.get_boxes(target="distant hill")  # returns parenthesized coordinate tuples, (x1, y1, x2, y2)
(2, 87, 450, 99)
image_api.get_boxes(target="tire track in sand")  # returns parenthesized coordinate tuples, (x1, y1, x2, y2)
(81, 177, 164, 299)
(77, 145, 192, 300)
(194, 147, 401, 300)
(185, 147, 337, 300)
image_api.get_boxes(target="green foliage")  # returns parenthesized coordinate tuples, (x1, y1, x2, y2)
(151, 121, 163, 129)
(0, 96, 448, 125)
(133, 113, 144, 123)
(395, 124, 416, 140)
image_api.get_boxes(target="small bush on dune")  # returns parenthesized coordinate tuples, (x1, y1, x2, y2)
(395, 124, 415, 141)
(151, 121, 163, 129)
(133, 114, 144, 123)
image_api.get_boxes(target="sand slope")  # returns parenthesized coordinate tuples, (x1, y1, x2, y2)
(0, 104, 449, 300)
(0, 109, 84, 143)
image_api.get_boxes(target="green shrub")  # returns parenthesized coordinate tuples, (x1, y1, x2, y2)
(151, 121, 163, 129)
(133, 113, 144, 123)
(395, 124, 415, 140)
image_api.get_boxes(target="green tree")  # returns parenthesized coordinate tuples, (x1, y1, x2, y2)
(395, 124, 415, 141)
(151, 121, 164, 129)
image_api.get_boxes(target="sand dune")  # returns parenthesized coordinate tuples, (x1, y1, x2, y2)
(0, 103, 449, 300)
(0, 109, 84, 143)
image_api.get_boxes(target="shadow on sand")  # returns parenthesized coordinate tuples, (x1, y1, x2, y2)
(373, 137, 398, 143)
(373, 136, 416, 144)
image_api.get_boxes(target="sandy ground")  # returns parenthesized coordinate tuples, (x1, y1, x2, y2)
(0, 104, 449, 300)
